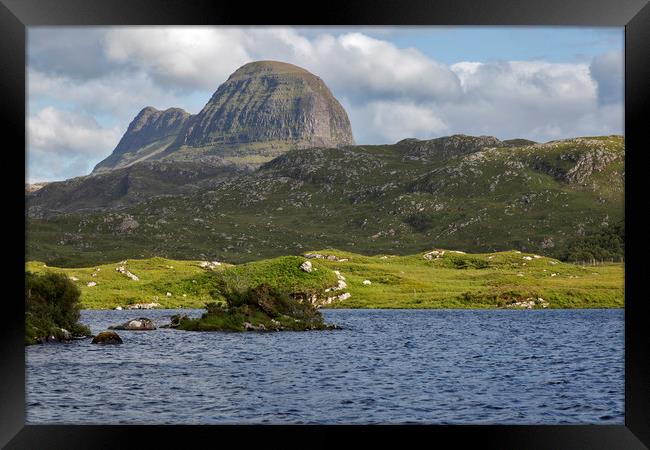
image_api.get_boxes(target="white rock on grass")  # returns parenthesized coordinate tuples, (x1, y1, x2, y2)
(87, 281, 97, 287)
(424, 250, 445, 260)
(362, 280, 372, 285)
(300, 261, 313, 273)
(116, 265, 139, 281)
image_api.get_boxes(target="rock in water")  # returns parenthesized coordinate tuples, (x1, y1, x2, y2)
(108, 318, 156, 331)
(91, 331, 123, 344)
(174, 61, 355, 152)
(160, 314, 188, 329)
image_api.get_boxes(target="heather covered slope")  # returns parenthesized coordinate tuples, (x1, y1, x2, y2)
(27, 160, 250, 215)
(26, 135, 623, 267)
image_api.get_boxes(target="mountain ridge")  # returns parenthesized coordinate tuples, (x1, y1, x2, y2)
(93, 106, 191, 173)
(27, 134, 624, 267)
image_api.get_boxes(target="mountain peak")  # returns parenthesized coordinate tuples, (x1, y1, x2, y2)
(175, 60, 355, 151)
(227, 60, 312, 79)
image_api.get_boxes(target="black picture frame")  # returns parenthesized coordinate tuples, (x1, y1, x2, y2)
(2, 0, 648, 448)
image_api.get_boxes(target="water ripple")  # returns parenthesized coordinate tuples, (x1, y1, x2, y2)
(26, 308, 624, 424)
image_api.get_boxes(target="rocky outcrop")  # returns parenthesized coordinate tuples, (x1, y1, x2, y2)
(91, 331, 123, 344)
(506, 297, 549, 309)
(300, 260, 313, 272)
(303, 253, 349, 262)
(126, 302, 160, 310)
(160, 314, 188, 329)
(424, 250, 445, 260)
(561, 149, 621, 184)
(116, 264, 139, 280)
(399, 134, 506, 162)
(320, 270, 351, 306)
(36, 328, 82, 344)
(109, 317, 156, 330)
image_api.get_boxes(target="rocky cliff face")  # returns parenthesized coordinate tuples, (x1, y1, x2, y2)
(93, 61, 355, 172)
(173, 61, 355, 150)
(93, 107, 190, 173)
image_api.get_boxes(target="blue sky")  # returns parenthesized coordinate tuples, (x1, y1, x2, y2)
(27, 26, 624, 182)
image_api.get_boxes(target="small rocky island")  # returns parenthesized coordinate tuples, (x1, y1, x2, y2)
(176, 283, 339, 332)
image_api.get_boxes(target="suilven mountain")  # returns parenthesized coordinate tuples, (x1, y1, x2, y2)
(26, 61, 624, 267)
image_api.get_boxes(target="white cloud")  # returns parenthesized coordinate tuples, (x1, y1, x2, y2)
(27, 107, 122, 182)
(306, 32, 462, 102)
(104, 27, 252, 90)
(590, 50, 624, 105)
(442, 60, 604, 141)
(102, 28, 462, 102)
(28, 69, 208, 122)
(349, 101, 449, 143)
(451, 60, 596, 106)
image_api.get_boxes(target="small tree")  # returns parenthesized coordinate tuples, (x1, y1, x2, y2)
(25, 271, 90, 344)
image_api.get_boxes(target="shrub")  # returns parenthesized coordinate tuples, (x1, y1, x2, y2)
(25, 271, 91, 344)
(180, 282, 327, 331)
(561, 223, 624, 263)
(403, 212, 434, 233)
(442, 255, 489, 270)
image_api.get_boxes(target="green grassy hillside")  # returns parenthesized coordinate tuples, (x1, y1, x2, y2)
(26, 248, 624, 310)
(27, 135, 624, 268)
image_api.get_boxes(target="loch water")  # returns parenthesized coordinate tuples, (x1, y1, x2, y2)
(26, 308, 624, 424)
